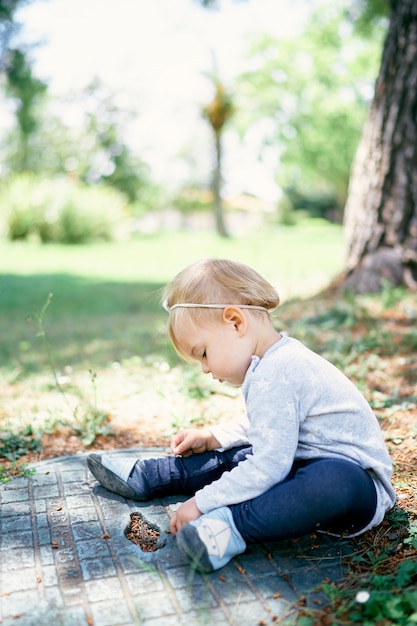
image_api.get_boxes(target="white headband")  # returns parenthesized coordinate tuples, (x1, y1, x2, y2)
(163, 300, 269, 313)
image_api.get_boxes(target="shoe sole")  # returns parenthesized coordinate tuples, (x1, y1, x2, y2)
(87, 455, 146, 501)
(176, 524, 214, 573)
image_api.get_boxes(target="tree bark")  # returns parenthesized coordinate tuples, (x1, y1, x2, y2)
(212, 129, 229, 238)
(342, 0, 417, 292)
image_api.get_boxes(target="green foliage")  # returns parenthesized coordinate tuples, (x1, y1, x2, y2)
(4, 48, 48, 170)
(0, 0, 28, 70)
(237, 2, 387, 216)
(173, 186, 213, 214)
(276, 193, 298, 225)
(71, 405, 111, 447)
(404, 520, 417, 550)
(1, 75, 154, 204)
(348, 0, 389, 36)
(0, 0, 23, 21)
(78, 79, 152, 203)
(0, 425, 41, 461)
(292, 508, 417, 626)
(0, 174, 128, 243)
(0, 461, 36, 483)
(344, 560, 417, 625)
(5, 48, 47, 135)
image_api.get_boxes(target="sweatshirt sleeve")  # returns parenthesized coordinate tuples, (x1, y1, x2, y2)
(207, 413, 250, 450)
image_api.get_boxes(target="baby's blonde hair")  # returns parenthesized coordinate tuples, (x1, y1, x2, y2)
(163, 258, 280, 358)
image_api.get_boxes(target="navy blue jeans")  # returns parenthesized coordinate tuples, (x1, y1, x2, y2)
(128, 446, 377, 544)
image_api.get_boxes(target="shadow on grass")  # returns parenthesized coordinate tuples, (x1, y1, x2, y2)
(0, 273, 176, 373)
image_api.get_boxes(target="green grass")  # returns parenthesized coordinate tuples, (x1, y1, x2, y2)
(0, 220, 343, 369)
(0, 218, 343, 288)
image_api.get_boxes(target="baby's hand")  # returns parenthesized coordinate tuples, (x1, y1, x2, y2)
(171, 428, 219, 457)
(170, 497, 202, 535)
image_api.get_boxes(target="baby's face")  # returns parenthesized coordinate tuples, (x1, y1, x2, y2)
(174, 315, 253, 387)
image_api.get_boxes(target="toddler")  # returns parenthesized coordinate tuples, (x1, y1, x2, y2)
(88, 258, 395, 573)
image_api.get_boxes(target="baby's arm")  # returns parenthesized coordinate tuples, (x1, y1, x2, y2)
(171, 428, 221, 457)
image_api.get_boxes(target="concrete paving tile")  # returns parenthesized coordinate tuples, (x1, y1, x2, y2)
(68, 506, 99, 524)
(133, 589, 178, 620)
(39, 544, 55, 565)
(35, 511, 49, 528)
(71, 520, 104, 541)
(90, 598, 137, 626)
(1, 514, 32, 533)
(1, 567, 38, 594)
(0, 547, 35, 570)
(0, 488, 29, 504)
(250, 573, 298, 603)
(1, 589, 41, 618)
(173, 581, 219, 612)
(1, 530, 33, 550)
(33, 484, 60, 499)
(209, 568, 258, 605)
(144, 615, 199, 626)
(125, 569, 166, 595)
(0, 476, 28, 489)
(75, 537, 112, 560)
(41, 563, 59, 586)
(164, 563, 206, 588)
(36, 525, 52, 545)
(64, 493, 95, 507)
(31, 471, 58, 486)
(0, 501, 31, 516)
(84, 576, 126, 601)
(34, 498, 46, 513)
(80, 555, 117, 580)
(0, 449, 354, 626)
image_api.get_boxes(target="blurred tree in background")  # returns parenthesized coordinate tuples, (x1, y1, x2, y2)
(236, 3, 387, 222)
(0, 0, 24, 70)
(0, 0, 158, 231)
(67, 79, 152, 204)
(4, 47, 47, 171)
(343, 0, 417, 292)
(202, 73, 235, 237)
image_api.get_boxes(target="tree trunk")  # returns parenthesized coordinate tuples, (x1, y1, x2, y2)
(212, 129, 229, 238)
(342, 0, 417, 293)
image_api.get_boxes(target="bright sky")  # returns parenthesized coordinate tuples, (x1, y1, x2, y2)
(14, 0, 316, 199)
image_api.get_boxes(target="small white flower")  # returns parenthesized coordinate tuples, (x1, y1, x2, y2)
(355, 590, 370, 603)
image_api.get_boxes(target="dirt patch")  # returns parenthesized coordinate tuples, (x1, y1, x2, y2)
(124, 511, 168, 552)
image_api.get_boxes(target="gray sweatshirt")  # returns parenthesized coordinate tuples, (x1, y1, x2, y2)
(195, 335, 396, 534)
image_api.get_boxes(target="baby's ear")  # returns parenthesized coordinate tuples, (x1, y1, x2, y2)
(222, 306, 247, 334)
